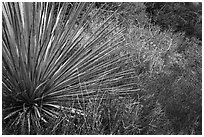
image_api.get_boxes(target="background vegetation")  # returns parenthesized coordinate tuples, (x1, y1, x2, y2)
(2, 2, 202, 135)
(145, 2, 202, 40)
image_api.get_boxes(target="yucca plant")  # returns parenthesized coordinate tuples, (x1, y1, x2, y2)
(2, 2, 139, 134)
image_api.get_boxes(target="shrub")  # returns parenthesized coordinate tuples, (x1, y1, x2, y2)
(124, 21, 202, 134)
(95, 2, 149, 26)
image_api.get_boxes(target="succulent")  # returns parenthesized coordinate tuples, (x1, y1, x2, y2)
(2, 2, 137, 134)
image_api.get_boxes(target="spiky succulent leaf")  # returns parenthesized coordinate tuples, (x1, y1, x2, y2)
(2, 2, 139, 134)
